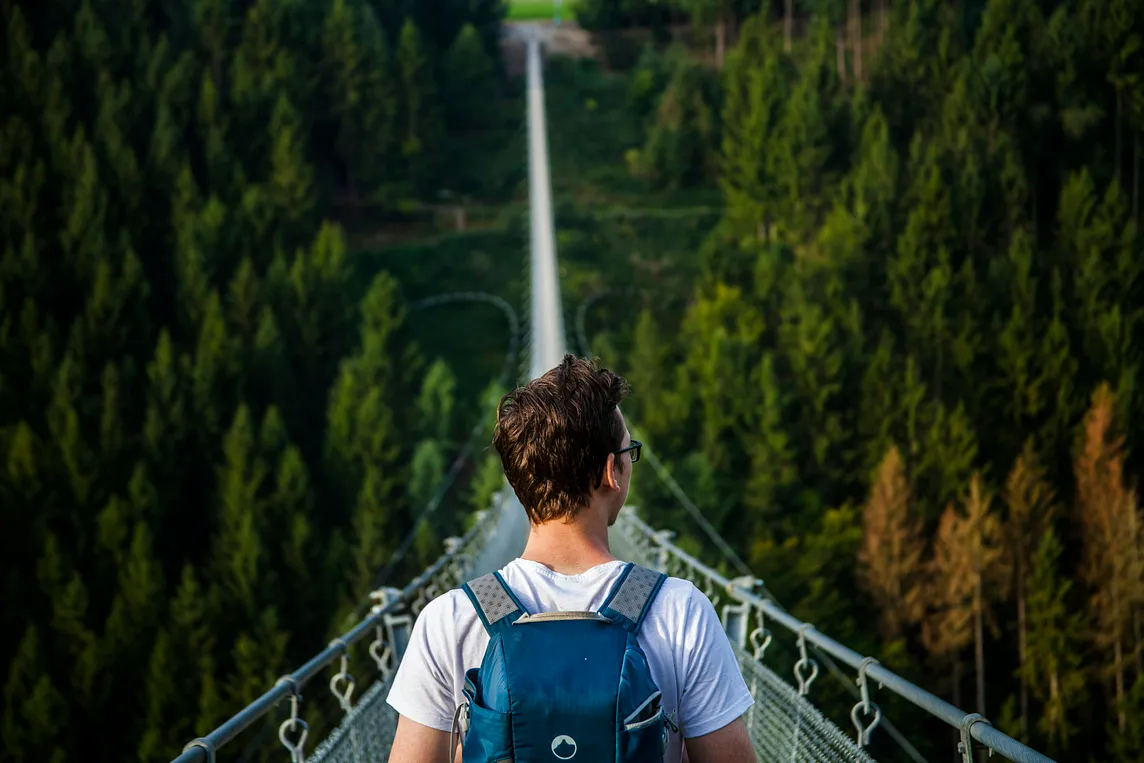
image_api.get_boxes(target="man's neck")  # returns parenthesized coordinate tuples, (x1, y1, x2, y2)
(518, 507, 617, 576)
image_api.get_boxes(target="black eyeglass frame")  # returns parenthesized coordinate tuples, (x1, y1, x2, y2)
(594, 440, 642, 488)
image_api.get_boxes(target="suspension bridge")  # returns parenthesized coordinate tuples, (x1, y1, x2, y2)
(171, 31, 1056, 763)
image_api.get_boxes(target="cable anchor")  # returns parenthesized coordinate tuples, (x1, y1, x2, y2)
(276, 677, 308, 763)
(793, 623, 819, 696)
(850, 657, 882, 747)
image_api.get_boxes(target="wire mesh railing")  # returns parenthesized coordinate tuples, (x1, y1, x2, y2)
(169, 496, 508, 763)
(612, 509, 1058, 763)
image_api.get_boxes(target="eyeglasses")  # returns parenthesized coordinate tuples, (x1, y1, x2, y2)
(595, 440, 642, 488)
(614, 440, 642, 463)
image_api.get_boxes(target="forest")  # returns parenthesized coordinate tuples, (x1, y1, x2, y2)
(0, 0, 516, 760)
(2, 0, 1143, 761)
(571, 0, 1144, 760)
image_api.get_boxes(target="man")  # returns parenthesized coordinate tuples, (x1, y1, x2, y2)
(386, 355, 756, 763)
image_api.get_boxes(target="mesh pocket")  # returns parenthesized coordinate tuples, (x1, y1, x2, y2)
(462, 701, 513, 763)
(619, 692, 667, 762)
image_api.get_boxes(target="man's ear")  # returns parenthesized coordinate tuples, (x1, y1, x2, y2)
(600, 453, 620, 491)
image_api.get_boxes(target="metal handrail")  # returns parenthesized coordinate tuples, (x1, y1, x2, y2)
(169, 503, 501, 763)
(616, 510, 1057, 763)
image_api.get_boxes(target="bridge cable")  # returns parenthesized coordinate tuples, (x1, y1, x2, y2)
(576, 292, 929, 763)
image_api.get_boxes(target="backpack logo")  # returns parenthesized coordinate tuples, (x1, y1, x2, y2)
(551, 735, 578, 759)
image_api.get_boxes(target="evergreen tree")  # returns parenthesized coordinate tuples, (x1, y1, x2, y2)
(856, 446, 925, 643)
(1003, 441, 1058, 740)
(396, 18, 441, 194)
(417, 359, 457, 443)
(1074, 383, 1144, 735)
(718, 15, 786, 245)
(1020, 526, 1087, 755)
(442, 23, 497, 132)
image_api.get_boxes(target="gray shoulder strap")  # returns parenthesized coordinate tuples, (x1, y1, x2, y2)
(599, 563, 667, 634)
(461, 572, 527, 636)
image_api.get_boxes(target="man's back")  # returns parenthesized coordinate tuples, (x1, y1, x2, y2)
(386, 558, 754, 763)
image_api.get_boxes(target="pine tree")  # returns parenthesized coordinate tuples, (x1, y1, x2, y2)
(211, 404, 266, 617)
(636, 52, 719, 190)
(267, 92, 315, 235)
(347, 465, 391, 606)
(1003, 440, 1057, 740)
(417, 359, 457, 443)
(1074, 383, 1144, 734)
(2, 626, 68, 763)
(396, 18, 441, 194)
(1020, 526, 1087, 755)
(856, 446, 925, 642)
(961, 473, 1008, 716)
(442, 23, 497, 132)
(137, 628, 177, 761)
(718, 15, 785, 244)
(322, 0, 396, 202)
(742, 353, 797, 545)
(924, 500, 975, 709)
(772, 17, 841, 238)
(776, 275, 847, 487)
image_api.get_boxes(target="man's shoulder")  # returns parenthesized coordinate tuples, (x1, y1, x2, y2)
(419, 586, 472, 619)
(654, 573, 700, 604)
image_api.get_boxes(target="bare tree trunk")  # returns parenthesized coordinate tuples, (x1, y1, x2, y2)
(1018, 563, 1029, 740)
(851, 0, 862, 82)
(715, 10, 726, 69)
(975, 579, 986, 716)
(784, 0, 793, 52)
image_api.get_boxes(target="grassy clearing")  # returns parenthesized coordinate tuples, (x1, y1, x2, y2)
(507, 0, 564, 21)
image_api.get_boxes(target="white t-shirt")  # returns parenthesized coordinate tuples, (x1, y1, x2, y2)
(385, 558, 754, 762)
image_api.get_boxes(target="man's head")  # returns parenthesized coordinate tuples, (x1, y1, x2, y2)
(492, 354, 635, 525)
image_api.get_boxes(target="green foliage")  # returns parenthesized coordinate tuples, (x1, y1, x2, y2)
(0, 0, 509, 759)
(1019, 526, 1087, 755)
(569, 0, 1144, 757)
(628, 45, 721, 189)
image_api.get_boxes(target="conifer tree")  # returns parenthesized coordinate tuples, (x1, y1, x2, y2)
(856, 446, 925, 642)
(211, 403, 266, 617)
(1020, 526, 1087, 755)
(1074, 383, 1144, 734)
(2, 626, 68, 763)
(772, 17, 841, 238)
(718, 15, 785, 244)
(397, 18, 440, 193)
(1003, 440, 1057, 739)
(267, 93, 315, 236)
(417, 359, 457, 443)
(924, 500, 975, 709)
(742, 352, 796, 544)
(443, 23, 497, 132)
(961, 473, 1008, 716)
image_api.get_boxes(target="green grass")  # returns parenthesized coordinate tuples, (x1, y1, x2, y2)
(507, 0, 566, 21)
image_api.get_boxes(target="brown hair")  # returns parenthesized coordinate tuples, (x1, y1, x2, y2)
(492, 354, 631, 523)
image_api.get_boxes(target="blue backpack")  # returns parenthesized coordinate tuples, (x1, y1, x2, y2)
(451, 562, 676, 763)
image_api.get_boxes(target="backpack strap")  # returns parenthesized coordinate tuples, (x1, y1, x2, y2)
(461, 572, 529, 636)
(599, 563, 667, 635)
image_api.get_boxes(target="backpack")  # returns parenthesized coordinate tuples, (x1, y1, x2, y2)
(450, 562, 677, 763)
